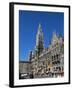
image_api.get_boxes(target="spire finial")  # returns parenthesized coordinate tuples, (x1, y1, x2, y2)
(38, 23, 42, 34)
(39, 23, 41, 29)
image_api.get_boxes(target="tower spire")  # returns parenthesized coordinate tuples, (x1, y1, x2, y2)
(36, 23, 44, 55)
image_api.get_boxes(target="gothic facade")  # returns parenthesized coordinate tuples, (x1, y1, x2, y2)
(19, 24, 64, 79)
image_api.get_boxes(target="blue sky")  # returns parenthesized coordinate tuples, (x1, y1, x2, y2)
(19, 10, 64, 61)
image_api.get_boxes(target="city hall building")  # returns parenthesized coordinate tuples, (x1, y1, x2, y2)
(19, 24, 64, 79)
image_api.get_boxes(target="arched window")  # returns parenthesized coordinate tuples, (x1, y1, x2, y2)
(57, 54, 58, 59)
